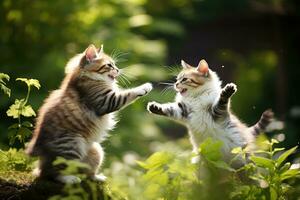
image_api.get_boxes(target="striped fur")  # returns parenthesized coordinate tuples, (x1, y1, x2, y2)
(26, 44, 152, 183)
(251, 109, 275, 136)
(147, 59, 283, 164)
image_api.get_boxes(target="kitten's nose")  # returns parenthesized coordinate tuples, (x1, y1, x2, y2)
(175, 83, 179, 87)
(114, 68, 119, 75)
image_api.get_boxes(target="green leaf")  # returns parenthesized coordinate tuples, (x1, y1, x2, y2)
(231, 147, 242, 154)
(16, 78, 41, 89)
(0, 73, 11, 97)
(136, 160, 148, 169)
(271, 139, 279, 145)
(137, 152, 174, 170)
(18, 127, 32, 137)
(21, 105, 36, 117)
(8, 130, 17, 145)
(7, 99, 24, 118)
(7, 99, 36, 118)
(199, 138, 223, 161)
(273, 148, 285, 153)
(143, 168, 168, 185)
(144, 183, 160, 199)
(8, 123, 20, 129)
(230, 185, 251, 198)
(22, 121, 33, 128)
(250, 156, 274, 169)
(277, 146, 298, 167)
(7, 126, 32, 145)
(254, 150, 270, 154)
(270, 186, 277, 200)
(280, 169, 300, 181)
(279, 162, 291, 174)
(210, 160, 236, 172)
(0, 73, 10, 81)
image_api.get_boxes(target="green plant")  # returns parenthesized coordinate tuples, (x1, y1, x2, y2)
(0, 72, 11, 97)
(128, 138, 300, 200)
(6, 78, 40, 146)
(137, 151, 198, 200)
(0, 148, 34, 171)
(231, 139, 300, 200)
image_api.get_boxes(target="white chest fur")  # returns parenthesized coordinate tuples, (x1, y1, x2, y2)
(88, 112, 117, 143)
(180, 92, 248, 159)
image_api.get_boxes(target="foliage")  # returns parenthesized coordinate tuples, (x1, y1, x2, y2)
(6, 77, 40, 146)
(105, 138, 300, 200)
(0, 148, 34, 172)
(0, 72, 11, 97)
(231, 139, 300, 200)
(0, 136, 299, 199)
(136, 151, 198, 200)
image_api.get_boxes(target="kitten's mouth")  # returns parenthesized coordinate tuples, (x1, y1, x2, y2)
(177, 88, 187, 94)
(108, 75, 116, 80)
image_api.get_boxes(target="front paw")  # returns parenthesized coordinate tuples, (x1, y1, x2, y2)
(222, 83, 237, 98)
(147, 101, 164, 115)
(137, 82, 153, 96)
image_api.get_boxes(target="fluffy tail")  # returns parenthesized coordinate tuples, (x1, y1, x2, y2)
(251, 109, 284, 136)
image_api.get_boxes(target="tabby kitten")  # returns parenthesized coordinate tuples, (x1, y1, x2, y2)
(26, 44, 152, 183)
(147, 59, 282, 164)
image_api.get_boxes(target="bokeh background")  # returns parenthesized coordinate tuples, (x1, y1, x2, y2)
(0, 0, 299, 182)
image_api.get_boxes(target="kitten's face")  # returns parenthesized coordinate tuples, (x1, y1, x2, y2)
(175, 59, 210, 96)
(80, 44, 120, 83)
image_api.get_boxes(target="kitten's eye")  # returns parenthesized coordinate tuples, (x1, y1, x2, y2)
(107, 63, 113, 68)
(182, 78, 187, 82)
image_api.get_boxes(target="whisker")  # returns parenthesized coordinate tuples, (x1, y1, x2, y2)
(119, 73, 131, 86)
(121, 72, 136, 81)
(116, 57, 128, 63)
(160, 85, 175, 96)
(120, 68, 137, 80)
(117, 75, 130, 88)
(159, 82, 174, 86)
(110, 49, 130, 65)
(164, 65, 181, 76)
(114, 51, 129, 60)
(117, 75, 127, 87)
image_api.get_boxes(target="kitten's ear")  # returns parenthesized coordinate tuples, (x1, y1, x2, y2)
(85, 44, 98, 62)
(197, 59, 209, 76)
(98, 44, 104, 54)
(181, 60, 192, 69)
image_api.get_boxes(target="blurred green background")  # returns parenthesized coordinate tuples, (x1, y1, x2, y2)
(0, 0, 299, 168)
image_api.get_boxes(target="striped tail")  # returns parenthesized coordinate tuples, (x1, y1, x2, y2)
(251, 109, 284, 136)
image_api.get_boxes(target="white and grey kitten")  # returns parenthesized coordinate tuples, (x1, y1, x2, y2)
(147, 59, 283, 164)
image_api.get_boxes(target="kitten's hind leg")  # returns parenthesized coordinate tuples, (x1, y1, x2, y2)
(82, 142, 106, 182)
(212, 83, 237, 120)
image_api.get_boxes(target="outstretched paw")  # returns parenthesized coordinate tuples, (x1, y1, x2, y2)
(137, 83, 153, 97)
(222, 83, 237, 98)
(147, 102, 164, 115)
